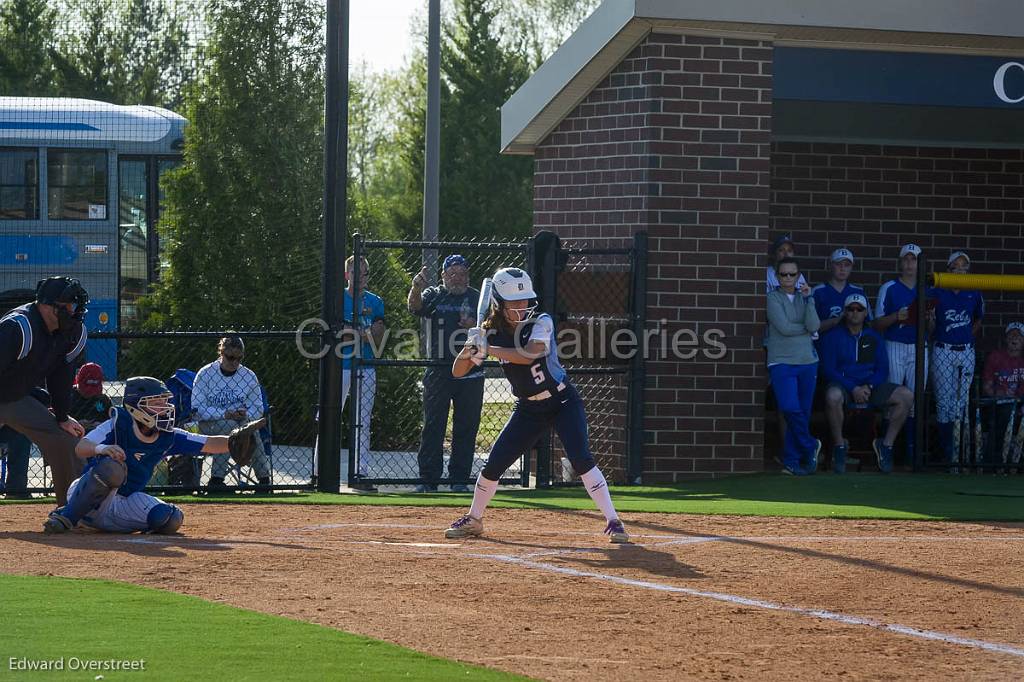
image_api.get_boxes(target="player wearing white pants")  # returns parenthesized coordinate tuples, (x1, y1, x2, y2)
(927, 251, 984, 468)
(886, 341, 929, 395)
(68, 474, 165, 532)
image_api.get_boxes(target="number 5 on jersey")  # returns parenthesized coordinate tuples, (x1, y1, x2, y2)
(531, 365, 546, 385)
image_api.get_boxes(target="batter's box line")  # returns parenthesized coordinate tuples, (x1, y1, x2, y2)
(468, 553, 1024, 661)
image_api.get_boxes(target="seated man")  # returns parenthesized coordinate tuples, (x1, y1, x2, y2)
(981, 322, 1024, 467)
(819, 294, 913, 474)
(41, 376, 249, 535)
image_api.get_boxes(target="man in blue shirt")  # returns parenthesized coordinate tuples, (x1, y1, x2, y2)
(820, 294, 913, 474)
(873, 243, 925, 465)
(314, 255, 386, 492)
(408, 254, 484, 493)
(811, 248, 871, 340)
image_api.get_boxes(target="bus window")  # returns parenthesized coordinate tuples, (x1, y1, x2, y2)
(119, 158, 148, 326)
(47, 149, 107, 220)
(0, 148, 39, 219)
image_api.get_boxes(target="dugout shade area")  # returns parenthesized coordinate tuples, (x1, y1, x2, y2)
(499, 0, 1024, 481)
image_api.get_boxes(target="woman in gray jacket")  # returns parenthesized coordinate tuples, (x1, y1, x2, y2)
(766, 257, 821, 475)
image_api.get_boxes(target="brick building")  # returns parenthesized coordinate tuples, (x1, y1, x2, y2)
(500, 1, 1024, 481)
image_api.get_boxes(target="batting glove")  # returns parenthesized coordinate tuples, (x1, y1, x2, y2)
(465, 327, 488, 356)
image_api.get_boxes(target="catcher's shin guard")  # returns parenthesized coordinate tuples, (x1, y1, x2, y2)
(147, 503, 183, 534)
(62, 457, 127, 526)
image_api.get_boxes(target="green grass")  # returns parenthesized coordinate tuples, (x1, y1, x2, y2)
(1, 574, 529, 681)
(6, 474, 1023, 520)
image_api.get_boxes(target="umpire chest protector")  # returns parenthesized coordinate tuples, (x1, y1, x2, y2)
(489, 314, 566, 400)
(0, 303, 87, 404)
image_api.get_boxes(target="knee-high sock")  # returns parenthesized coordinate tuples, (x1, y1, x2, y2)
(469, 473, 499, 519)
(580, 467, 619, 523)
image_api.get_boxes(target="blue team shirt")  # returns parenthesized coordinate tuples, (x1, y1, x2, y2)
(342, 289, 386, 369)
(819, 324, 889, 392)
(927, 287, 984, 345)
(875, 279, 918, 344)
(83, 407, 208, 496)
(811, 282, 872, 323)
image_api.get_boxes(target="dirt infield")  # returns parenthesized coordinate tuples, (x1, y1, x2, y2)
(2, 504, 1023, 680)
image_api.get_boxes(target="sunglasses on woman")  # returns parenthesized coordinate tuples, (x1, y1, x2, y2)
(778, 271, 799, 278)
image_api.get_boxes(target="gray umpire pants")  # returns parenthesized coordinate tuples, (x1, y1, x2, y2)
(0, 396, 82, 505)
(200, 418, 271, 479)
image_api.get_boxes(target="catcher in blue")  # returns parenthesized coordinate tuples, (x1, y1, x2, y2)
(43, 376, 264, 535)
(444, 268, 629, 543)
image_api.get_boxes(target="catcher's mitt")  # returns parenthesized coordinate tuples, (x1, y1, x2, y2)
(227, 412, 269, 466)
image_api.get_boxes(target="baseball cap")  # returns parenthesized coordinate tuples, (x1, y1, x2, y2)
(947, 251, 971, 267)
(768, 234, 794, 255)
(74, 362, 104, 398)
(443, 254, 468, 271)
(1007, 322, 1024, 336)
(899, 244, 922, 258)
(830, 248, 854, 263)
(843, 293, 868, 310)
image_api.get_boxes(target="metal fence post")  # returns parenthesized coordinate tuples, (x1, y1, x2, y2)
(348, 232, 363, 486)
(315, 0, 349, 493)
(626, 232, 648, 484)
(913, 253, 928, 472)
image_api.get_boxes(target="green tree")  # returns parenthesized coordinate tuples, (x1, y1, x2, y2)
(392, 0, 534, 242)
(145, 0, 325, 330)
(54, 0, 197, 108)
(0, 0, 60, 95)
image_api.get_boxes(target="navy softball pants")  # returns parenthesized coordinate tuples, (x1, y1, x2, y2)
(481, 383, 596, 481)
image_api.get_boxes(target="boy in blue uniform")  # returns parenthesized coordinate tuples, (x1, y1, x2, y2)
(928, 251, 984, 468)
(874, 244, 925, 463)
(43, 376, 234, 535)
(444, 268, 629, 543)
(819, 294, 913, 473)
(811, 248, 871, 340)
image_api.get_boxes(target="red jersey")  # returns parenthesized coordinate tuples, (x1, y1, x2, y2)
(982, 350, 1024, 397)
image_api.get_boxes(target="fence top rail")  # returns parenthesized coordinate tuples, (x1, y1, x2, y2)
(361, 239, 529, 251)
(562, 247, 634, 256)
(90, 330, 319, 339)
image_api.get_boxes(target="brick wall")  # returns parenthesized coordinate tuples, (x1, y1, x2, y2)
(771, 143, 1024, 346)
(534, 33, 773, 482)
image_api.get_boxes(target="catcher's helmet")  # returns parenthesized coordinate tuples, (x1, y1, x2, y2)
(123, 376, 175, 432)
(35, 276, 89, 320)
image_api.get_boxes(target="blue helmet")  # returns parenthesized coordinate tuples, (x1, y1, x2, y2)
(123, 376, 175, 432)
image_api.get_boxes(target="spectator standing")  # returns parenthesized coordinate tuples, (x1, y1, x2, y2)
(819, 294, 913, 474)
(981, 322, 1024, 467)
(874, 244, 925, 465)
(68, 362, 113, 431)
(192, 336, 271, 491)
(928, 251, 984, 469)
(765, 257, 821, 475)
(408, 254, 484, 493)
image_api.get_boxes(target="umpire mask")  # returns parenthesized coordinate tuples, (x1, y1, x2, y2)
(36, 276, 89, 335)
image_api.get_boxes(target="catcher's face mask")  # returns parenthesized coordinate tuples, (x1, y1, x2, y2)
(127, 394, 176, 433)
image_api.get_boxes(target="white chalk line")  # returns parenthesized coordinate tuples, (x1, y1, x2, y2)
(471, 553, 1024, 660)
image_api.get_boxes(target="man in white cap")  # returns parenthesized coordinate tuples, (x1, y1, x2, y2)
(874, 243, 924, 465)
(811, 248, 871, 338)
(819, 293, 913, 474)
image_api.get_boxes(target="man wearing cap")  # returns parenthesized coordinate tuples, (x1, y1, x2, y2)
(68, 362, 113, 431)
(874, 243, 925, 464)
(927, 251, 984, 469)
(0, 276, 114, 505)
(981, 322, 1024, 467)
(408, 255, 485, 492)
(811, 248, 871, 338)
(820, 293, 913, 473)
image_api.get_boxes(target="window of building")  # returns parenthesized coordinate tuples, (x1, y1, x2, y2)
(0, 148, 39, 219)
(47, 149, 107, 220)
